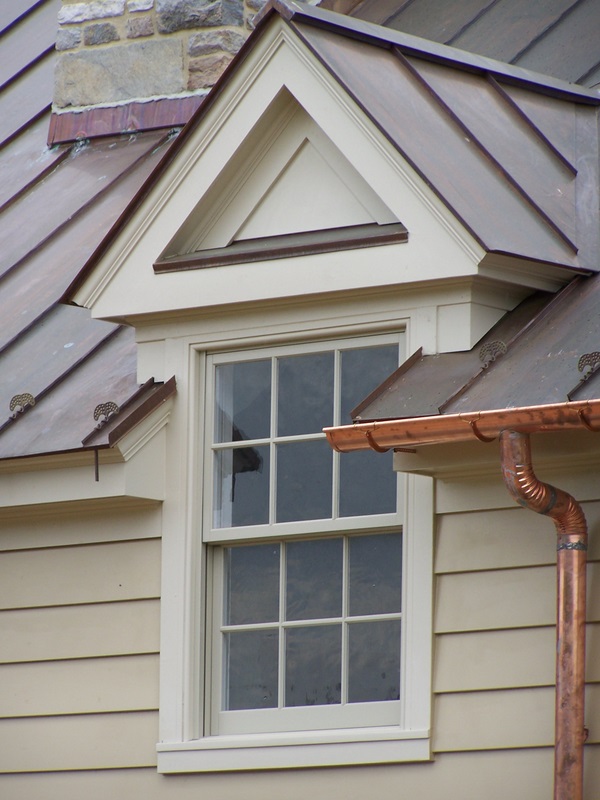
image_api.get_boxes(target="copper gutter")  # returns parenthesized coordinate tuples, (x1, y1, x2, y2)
(324, 398, 596, 799)
(324, 398, 600, 453)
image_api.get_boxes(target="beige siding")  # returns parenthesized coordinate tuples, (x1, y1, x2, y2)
(0, 655, 159, 717)
(0, 507, 162, 779)
(0, 538, 161, 609)
(0, 712, 157, 772)
(1, 461, 598, 796)
(1, 748, 599, 800)
(0, 599, 160, 663)
(431, 460, 600, 794)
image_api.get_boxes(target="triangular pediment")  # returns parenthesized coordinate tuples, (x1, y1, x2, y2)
(75, 16, 489, 322)
(160, 89, 400, 265)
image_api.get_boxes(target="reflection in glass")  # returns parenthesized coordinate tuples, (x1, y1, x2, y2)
(340, 344, 398, 423)
(339, 449, 396, 517)
(225, 629, 278, 710)
(277, 352, 334, 436)
(225, 543, 280, 625)
(349, 533, 402, 616)
(215, 360, 271, 443)
(286, 538, 342, 620)
(285, 625, 341, 706)
(276, 439, 332, 522)
(348, 620, 401, 703)
(214, 445, 269, 527)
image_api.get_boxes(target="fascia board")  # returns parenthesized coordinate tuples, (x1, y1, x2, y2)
(73, 18, 485, 323)
(0, 405, 171, 513)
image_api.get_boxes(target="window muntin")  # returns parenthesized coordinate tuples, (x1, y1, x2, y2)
(220, 533, 401, 710)
(205, 335, 406, 737)
(209, 338, 400, 534)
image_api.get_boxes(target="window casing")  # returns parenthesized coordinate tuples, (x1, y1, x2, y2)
(157, 330, 433, 772)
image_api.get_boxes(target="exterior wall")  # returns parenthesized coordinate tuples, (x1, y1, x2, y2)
(0, 449, 598, 796)
(0, 504, 162, 780)
(54, 0, 257, 108)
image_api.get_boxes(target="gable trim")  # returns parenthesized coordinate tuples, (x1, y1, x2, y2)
(153, 222, 408, 273)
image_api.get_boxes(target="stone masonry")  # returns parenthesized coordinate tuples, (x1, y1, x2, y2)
(54, 0, 267, 109)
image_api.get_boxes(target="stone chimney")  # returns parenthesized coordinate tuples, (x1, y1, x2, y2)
(52, 0, 262, 140)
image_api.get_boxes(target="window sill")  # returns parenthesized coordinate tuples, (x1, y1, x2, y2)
(157, 727, 431, 772)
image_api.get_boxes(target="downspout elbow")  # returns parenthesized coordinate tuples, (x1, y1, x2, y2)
(500, 430, 587, 543)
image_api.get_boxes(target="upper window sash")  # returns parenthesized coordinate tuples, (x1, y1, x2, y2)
(203, 334, 405, 543)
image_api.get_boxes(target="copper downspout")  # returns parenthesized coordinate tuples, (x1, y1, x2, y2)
(500, 430, 587, 800)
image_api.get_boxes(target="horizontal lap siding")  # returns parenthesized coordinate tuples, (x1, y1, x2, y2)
(0, 748, 598, 800)
(433, 465, 600, 782)
(0, 508, 162, 777)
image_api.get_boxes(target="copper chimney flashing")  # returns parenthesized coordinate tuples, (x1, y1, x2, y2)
(325, 399, 596, 798)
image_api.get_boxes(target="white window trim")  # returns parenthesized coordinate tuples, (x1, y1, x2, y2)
(157, 328, 434, 773)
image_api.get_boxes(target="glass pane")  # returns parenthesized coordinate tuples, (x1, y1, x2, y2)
(340, 344, 398, 423)
(215, 360, 271, 442)
(224, 629, 278, 710)
(277, 352, 334, 436)
(349, 533, 402, 616)
(285, 625, 341, 707)
(339, 449, 396, 517)
(348, 619, 401, 703)
(276, 439, 332, 522)
(225, 543, 280, 625)
(286, 538, 343, 621)
(214, 445, 269, 527)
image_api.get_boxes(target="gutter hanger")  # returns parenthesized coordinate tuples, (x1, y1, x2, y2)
(324, 398, 595, 800)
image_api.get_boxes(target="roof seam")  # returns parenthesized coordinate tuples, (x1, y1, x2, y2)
(394, 47, 579, 254)
(0, 130, 172, 291)
(487, 75, 577, 175)
(0, 146, 70, 217)
(440, 278, 586, 413)
(0, 0, 48, 38)
(0, 324, 122, 439)
(508, 0, 586, 65)
(577, 57, 600, 87)
(0, 44, 55, 95)
(445, 0, 501, 47)
(286, 2, 600, 104)
(289, 19, 490, 253)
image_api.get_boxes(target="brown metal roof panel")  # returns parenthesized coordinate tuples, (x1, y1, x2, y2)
(349, 0, 412, 27)
(406, 55, 579, 247)
(0, 0, 59, 90)
(0, 49, 54, 147)
(354, 291, 552, 421)
(0, 326, 140, 459)
(0, 0, 44, 35)
(378, 0, 492, 43)
(514, 0, 600, 86)
(503, 85, 581, 167)
(450, 0, 580, 64)
(0, 130, 167, 281)
(0, 132, 172, 351)
(0, 115, 68, 212)
(445, 277, 600, 412)
(0, 305, 117, 430)
(295, 22, 582, 268)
